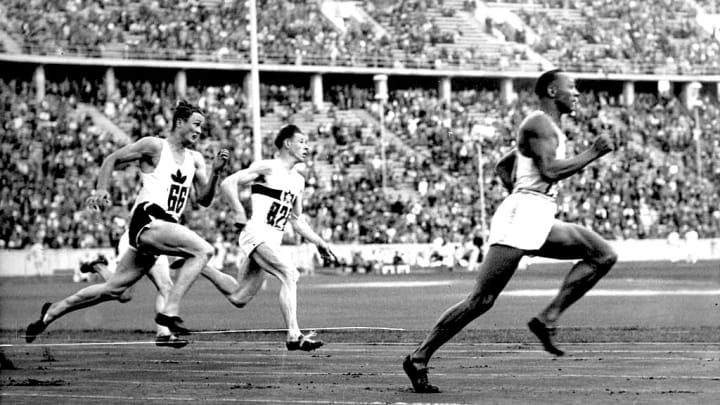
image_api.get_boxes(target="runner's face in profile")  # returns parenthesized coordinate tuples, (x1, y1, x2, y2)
(287, 132, 309, 162)
(553, 73, 579, 114)
(179, 112, 205, 147)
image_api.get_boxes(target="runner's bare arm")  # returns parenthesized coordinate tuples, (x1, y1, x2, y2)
(90, 137, 162, 209)
(289, 195, 337, 264)
(288, 187, 324, 247)
(193, 149, 230, 207)
(219, 161, 273, 225)
(521, 115, 612, 182)
(495, 149, 517, 193)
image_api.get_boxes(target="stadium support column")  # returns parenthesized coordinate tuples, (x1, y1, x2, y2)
(681, 81, 702, 111)
(248, 0, 262, 161)
(33, 65, 45, 102)
(623, 81, 635, 106)
(683, 81, 703, 179)
(374, 74, 388, 194)
(175, 70, 187, 99)
(500, 78, 515, 105)
(105, 67, 116, 98)
(439, 76, 451, 105)
(243, 72, 252, 101)
(311, 74, 324, 111)
(475, 136, 487, 249)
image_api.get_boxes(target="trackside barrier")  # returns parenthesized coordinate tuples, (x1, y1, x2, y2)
(1, 238, 719, 277)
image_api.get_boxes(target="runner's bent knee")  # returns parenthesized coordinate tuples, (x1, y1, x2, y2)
(229, 291, 259, 308)
(593, 246, 617, 270)
(200, 240, 214, 260)
(228, 297, 248, 308)
(585, 237, 617, 270)
(105, 283, 130, 300)
(184, 238, 214, 261)
(118, 291, 133, 303)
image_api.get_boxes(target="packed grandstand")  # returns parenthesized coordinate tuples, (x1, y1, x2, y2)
(1, 0, 718, 267)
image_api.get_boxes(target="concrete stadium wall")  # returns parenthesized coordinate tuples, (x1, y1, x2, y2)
(1, 239, 719, 277)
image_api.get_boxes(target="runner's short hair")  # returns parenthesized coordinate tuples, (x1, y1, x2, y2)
(275, 124, 301, 150)
(534, 69, 564, 99)
(172, 100, 203, 130)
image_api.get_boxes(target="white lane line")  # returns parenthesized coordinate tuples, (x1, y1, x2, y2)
(319, 281, 455, 288)
(192, 326, 406, 335)
(503, 289, 720, 297)
(315, 281, 720, 296)
(2, 341, 718, 354)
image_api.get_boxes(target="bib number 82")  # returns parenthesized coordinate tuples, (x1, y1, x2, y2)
(266, 202, 290, 230)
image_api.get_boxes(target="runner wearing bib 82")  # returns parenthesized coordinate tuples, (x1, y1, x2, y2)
(199, 125, 338, 352)
(237, 159, 304, 257)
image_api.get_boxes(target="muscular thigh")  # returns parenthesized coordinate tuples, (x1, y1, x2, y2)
(110, 248, 156, 288)
(250, 243, 296, 280)
(535, 221, 612, 261)
(138, 221, 209, 258)
(237, 254, 264, 283)
(469, 244, 525, 300)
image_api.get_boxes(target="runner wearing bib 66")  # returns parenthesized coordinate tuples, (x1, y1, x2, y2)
(25, 101, 229, 346)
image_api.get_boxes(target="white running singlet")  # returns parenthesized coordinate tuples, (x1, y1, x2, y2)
(513, 111, 567, 198)
(246, 159, 305, 245)
(133, 139, 196, 220)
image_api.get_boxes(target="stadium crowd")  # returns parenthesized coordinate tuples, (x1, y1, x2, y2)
(0, 0, 505, 69)
(380, 84, 720, 240)
(5, 0, 716, 73)
(1, 0, 385, 64)
(2, 75, 719, 254)
(508, 0, 720, 74)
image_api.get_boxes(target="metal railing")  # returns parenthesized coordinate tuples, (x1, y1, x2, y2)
(8, 43, 720, 75)
(12, 43, 543, 71)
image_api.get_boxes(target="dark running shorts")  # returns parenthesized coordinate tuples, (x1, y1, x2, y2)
(128, 202, 178, 249)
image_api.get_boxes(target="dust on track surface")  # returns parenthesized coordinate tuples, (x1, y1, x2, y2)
(1, 260, 719, 404)
(1, 338, 719, 405)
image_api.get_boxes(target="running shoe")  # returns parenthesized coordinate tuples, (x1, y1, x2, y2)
(155, 313, 191, 336)
(403, 355, 440, 393)
(155, 334, 189, 349)
(25, 302, 52, 343)
(286, 332, 324, 351)
(528, 317, 565, 356)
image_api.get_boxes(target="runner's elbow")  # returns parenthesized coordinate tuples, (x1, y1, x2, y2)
(228, 297, 248, 308)
(539, 169, 562, 183)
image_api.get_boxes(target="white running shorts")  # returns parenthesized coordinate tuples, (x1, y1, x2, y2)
(114, 230, 169, 274)
(237, 222, 283, 258)
(488, 190, 559, 251)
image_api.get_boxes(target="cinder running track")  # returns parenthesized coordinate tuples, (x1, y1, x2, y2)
(2, 260, 719, 404)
